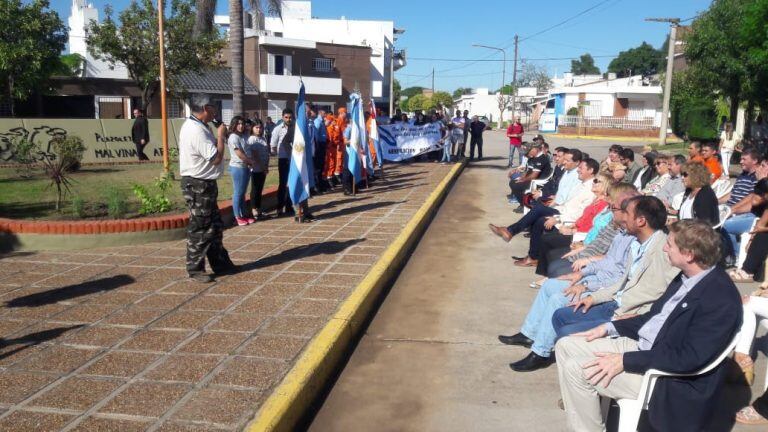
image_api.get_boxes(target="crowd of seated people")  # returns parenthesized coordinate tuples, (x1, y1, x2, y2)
(488, 140, 768, 428)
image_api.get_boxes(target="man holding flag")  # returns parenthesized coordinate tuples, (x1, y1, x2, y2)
(287, 82, 315, 222)
(342, 93, 364, 195)
(369, 99, 384, 176)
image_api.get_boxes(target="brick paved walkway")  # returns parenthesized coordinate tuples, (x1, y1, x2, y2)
(0, 162, 452, 432)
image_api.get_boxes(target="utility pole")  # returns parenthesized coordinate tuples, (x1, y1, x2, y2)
(511, 34, 518, 128)
(646, 17, 680, 146)
(431, 67, 435, 94)
(389, 49, 395, 116)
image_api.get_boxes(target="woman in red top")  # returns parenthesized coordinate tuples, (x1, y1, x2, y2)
(557, 173, 611, 236)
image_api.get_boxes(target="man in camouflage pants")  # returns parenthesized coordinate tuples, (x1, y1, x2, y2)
(178, 94, 235, 283)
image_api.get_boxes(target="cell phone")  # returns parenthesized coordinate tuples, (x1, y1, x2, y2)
(211, 118, 222, 128)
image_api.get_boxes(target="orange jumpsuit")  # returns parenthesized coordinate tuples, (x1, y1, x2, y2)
(324, 113, 339, 179)
(366, 117, 377, 170)
(334, 108, 348, 176)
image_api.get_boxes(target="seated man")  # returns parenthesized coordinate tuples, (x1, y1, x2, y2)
(555, 220, 741, 432)
(551, 196, 679, 336)
(657, 154, 686, 211)
(620, 148, 641, 185)
(700, 141, 724, 181)
(535, 146, 568, 202)
(507, 142, 551, 207)
(721, 147, 763, 260)
(499, 191, 638, 372)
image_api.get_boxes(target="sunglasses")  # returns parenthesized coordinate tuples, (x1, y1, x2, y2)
(681, 172, 689, 177)
(593, 178, 603, 184)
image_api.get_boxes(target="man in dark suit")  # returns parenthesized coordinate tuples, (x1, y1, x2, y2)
(555, 219, 741, 432)
(131, 108, 150, 161)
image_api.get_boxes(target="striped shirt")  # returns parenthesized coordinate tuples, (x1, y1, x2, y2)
(727, 171, 757, 207)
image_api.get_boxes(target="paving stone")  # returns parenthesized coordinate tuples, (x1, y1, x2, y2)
(0, 372, 57, 404)
(275, 272, 318, 284)
(253, 283, 306, 298)
(220, 270, 277, 284)
(150, 311, 217, 330)
(172, 387, 263, 426)
(211, 357, 286, 390)
(233, 296, 290, 315)
(119, 329, 192, 352)
(28, 376, 123, 411)
(63, 325, 135, 347)
(240, 335, 308, 360)
(284, 299, 339, 317)
(134, 293, 194, 310)
(3, 303, 70, 321)
(102, 307, 166, 327)
(0, 410, 75, 431)
(70, 417, 152, 432)
(261, 316, 325, 338)
(180, 295, 239, 312)
(154, 421, 224, 432)
(145, 354, 224, 383)
(88, 290, 146, 305)
(303, 285, 350, 300)
(49, 304, 119, 324)
(326, 263, 371, 275)
(313, 274, 362, 288)
(208, 313, 268, 333)
(178, 332, 247, 355)
(159, 280, 214, 295)
(81, 351, 160, 378)
(100, 381, 189, 417)
(14, 345, 99, 373)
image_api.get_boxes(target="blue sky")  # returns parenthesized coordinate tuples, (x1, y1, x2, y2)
(50, 0, 711, 92)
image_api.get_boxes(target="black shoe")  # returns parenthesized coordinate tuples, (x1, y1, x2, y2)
(189, 273, 214, 283)
(510, 351, 553, 372)
(498, 333, 534, 348)
(513, 206, 524, 214)
(523, 232, 532, 238)
(213, 263, 239, 275)
(304, 213, 316, 221)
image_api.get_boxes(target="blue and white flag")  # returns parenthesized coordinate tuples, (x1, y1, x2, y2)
(288, 82, 310, 205)
(347, 93, 363, 182)
(369, 99, 383, 169)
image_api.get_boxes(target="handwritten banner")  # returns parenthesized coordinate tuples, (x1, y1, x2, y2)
(377, 122, 443, 162)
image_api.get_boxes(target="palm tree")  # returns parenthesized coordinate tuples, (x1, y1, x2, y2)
(194, 0, 282, 118)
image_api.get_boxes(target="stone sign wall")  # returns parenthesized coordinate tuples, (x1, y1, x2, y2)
(0, 119, 188, 164)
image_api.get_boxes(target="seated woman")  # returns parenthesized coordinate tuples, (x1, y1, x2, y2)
(677, 161, 719, 225)
(634, 151, 658, 190)
(642, 153, 672, 195)
(729, 179, 768, 283)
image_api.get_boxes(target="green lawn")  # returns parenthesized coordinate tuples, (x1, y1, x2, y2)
(649, 141, 688, 153)
(0, 161, 278, 220)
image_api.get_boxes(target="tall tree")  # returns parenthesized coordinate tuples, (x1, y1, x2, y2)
(452, 87, 473, 99)
(401, 86, 425, 98)
(0, 0, 66, 116)
(570, 53, 600, 75)
(431, 91, 453, 109)
(87, 0, 225, 114)
(607, 42, 664, 77)
(516, 62, 551, 93)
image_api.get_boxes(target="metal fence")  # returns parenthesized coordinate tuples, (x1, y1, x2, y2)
(558, 115, 659, 130)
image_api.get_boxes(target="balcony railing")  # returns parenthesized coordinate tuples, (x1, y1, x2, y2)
(558, 115, 660, 130)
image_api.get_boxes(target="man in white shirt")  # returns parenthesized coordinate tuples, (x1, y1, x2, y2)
(178, 94, 234, 283)
(451, 110, 466, 157)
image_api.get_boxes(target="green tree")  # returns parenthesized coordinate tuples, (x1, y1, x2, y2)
(0, 0, 67, 116)
(405, 94, 430, 111)
(516, 62, 550, 93)
(452, 87, 473, 99)
(683, 0, 748, 123)
(608, 42, 664, 77)
(87, 0, 225, 114)
(570, 53, 600, 75)
(740, 0, 768, 113)
(401, 86, 425, 98)
(56, 54, 85, 77)
(431, 91, 453, 109)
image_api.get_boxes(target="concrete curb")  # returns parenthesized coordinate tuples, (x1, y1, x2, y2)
(244, 161, 466, 432)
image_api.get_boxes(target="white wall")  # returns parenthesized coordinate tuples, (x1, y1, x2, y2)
(68, 0, 129, 79)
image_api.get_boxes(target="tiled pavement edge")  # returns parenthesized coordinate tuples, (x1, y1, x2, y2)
(0, 162, 453, 432)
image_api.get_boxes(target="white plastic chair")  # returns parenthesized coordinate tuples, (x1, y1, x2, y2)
(736, 219, 758, 269)
(603, 330, 741, 432)
(669, 192, 684, 212)
(713, 178, 734, 199)
(714, 205, 732, 229)
(522, 169, 555, 215)
(761, 320, 768, 392)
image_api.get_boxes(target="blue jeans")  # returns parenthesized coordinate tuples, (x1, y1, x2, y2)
(509, 145, 523, 166)
(552, 300, 618, 339)
(521, 279, 573, 357)
(229, 165, 250, 218)
(722, 213, 757, 258)
(441, 141, 451, 162)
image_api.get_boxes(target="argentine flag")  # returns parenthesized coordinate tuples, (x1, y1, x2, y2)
(369, 99, 383, 169)
(347, 93, 363, 182)
(287, 82, 310, 205)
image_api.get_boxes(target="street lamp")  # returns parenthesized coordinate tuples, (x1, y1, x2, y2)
(473, 44, 506, 129)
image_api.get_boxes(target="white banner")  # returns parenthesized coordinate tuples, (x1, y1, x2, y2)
(377, 122, 443, 162)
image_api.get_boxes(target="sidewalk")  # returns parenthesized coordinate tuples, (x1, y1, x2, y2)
(0, 162, 452, 431)
(309, 133, 765, 431)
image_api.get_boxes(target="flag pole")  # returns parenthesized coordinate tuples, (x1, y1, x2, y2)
(157, 0, 170, 175)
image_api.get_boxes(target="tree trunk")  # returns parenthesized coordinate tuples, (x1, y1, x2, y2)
(230, 0, 244, 117)
(746, 100, 754, 139)
(193, 0, 216, 37)
(729, 95, 740, 126)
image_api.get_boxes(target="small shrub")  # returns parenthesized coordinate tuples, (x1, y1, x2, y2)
(11, 137, 39, 178)
(104, 187, 128, 218)
(52, 135, 86, 172)
(71, 196, 86, 218)
(567, 107, 579, 116)
(132, 176, 172, 215)
(40, 152, 75, 212)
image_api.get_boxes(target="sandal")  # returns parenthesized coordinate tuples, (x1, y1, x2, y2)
(730, 269, 755, 283)
(736, 406, 768, 425)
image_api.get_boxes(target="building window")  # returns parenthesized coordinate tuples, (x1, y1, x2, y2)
(312, 58, 334, 73)
(167, 98, 184, 118)
(268, 53, 292, 75)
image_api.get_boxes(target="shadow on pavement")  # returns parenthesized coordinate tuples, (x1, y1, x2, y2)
(0, 325, 84, 360)
(240, 238, 366, 270)
(318, 201, 403, 219)
(5, 274, 136, 307)
(310, 196, 371, 213)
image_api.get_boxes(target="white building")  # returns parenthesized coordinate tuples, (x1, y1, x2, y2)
(215, 0, 405, 108)
(454, 87, 538, 125)
(68, 0, 129, 79)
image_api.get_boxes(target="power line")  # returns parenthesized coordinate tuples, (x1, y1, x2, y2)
(407, 54, 618, 62)
(518, 0, 618, 43)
